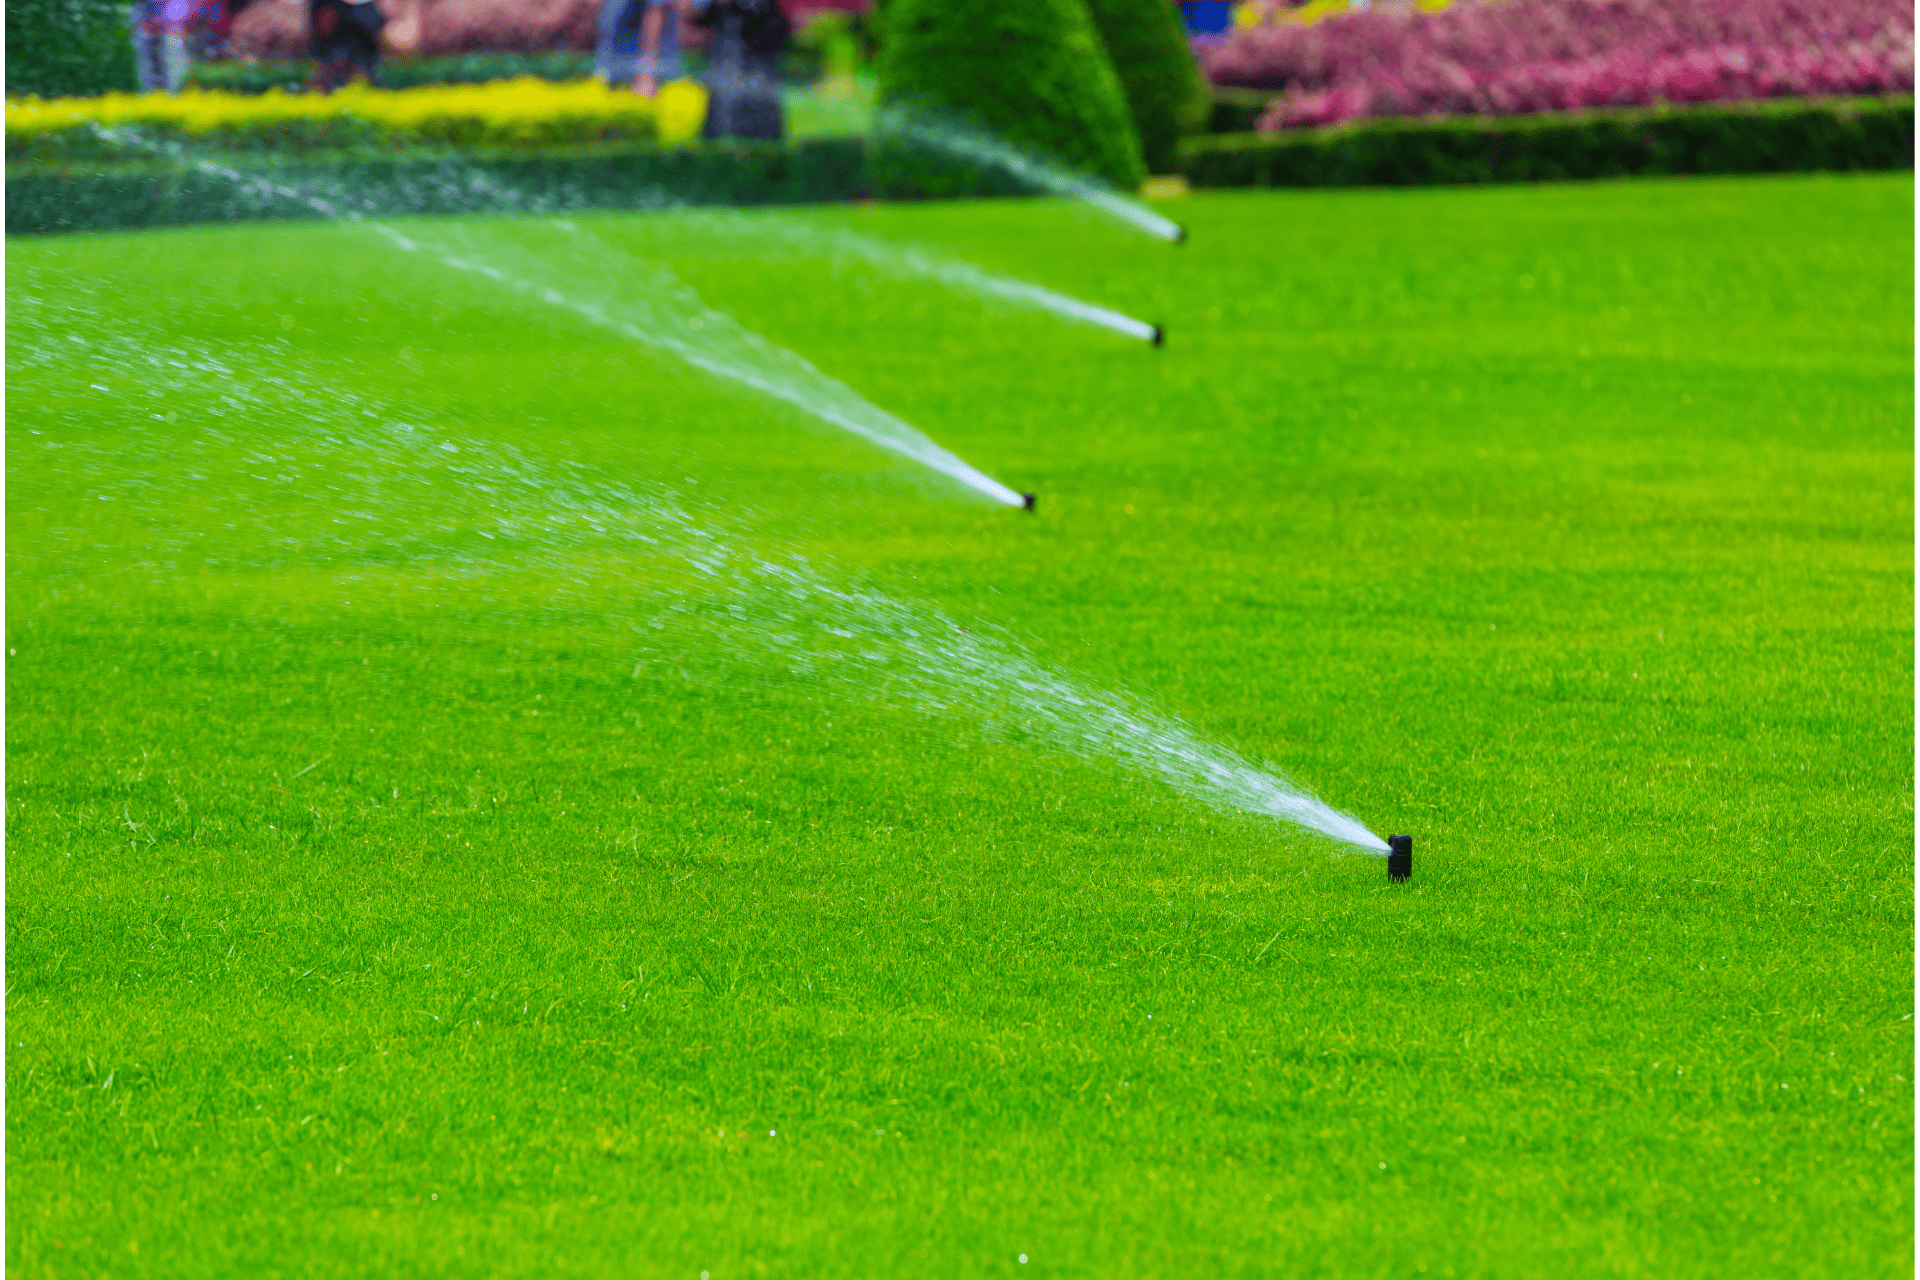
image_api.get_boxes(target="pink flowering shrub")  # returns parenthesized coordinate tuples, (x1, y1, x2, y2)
(1198, 0, 1913, 130)
(230, 0, 604, 61)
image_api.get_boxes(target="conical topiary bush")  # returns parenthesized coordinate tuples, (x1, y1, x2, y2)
(875, 0, 1147, 195)
(1082, 0, 1212, 174)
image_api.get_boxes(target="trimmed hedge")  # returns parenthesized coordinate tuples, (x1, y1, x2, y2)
(1209, 88, 1279, 136)
(1082, 0, 1211, 173)
(875, 0, 1144, 193)
(10, 95, 1912, 235)
(6, 137, 866, 234)
(7, 0, 138, 99)
(1179, 96, 1915, 188)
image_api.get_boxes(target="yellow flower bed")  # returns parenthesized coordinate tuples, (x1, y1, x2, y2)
(6, 76, 711, 151)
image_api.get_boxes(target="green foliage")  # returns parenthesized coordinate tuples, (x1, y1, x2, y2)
(5, 0, 136, 99)
(6, 138, 868, 234)
(1082, 0, 1210, 173)
(7, 176, 1912, 1273)
(875, 0, 1145, 193)
(866, 0, 899, 61)
(12, 95, 1912, 237)
(792, 10, 866, 80)
(1180, 96, 1916, 188)
(1208, 87, 1278, 135)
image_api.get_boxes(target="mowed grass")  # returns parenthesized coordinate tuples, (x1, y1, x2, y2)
(6, 173, 1912, 1278)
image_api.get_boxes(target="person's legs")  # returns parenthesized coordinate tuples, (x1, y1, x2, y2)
(596, 0, 642, 84)
(641, 0, 681, 84)
(701, 41, 733, 138)
(130, 31, 153, 91)
(307, 0, 378, 92)
(309, 0, 340, 89)
(161, 31, 191, 93)
(703, 38, 784, 140)
(344, 14, 381, 86)
(738, 48, 783, 139)
(130, 8, 165, 93)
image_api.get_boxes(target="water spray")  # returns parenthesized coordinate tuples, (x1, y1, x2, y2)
(82, 125, 1033, 510)
(27, 295, 1391, 859)
(1388, 835, 1412, 882)
(794, 224, 1165, 346)
(882, 107, 1186, 244)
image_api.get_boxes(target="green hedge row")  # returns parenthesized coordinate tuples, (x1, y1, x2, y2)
(1207, 88, 1277, 136)
(7, 138, 866, 234)
(7, 0, 138, 99)
(10, 96, 1912, 235)
(1178, 96, 1915, 188)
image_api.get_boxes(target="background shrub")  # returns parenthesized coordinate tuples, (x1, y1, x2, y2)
(6, 0, 137, 99)
(875, 0, 1145, 193)
(1207, 87, 1278, 135)
(1083, 0, 1211, 173)
(1179, 95, 1915, 186)
(7, 137, 868, 234)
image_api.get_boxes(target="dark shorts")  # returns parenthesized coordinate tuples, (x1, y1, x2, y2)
(310, 0, 381, 83)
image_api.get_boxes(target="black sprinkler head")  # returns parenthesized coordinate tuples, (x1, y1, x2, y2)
(1021, 492, 1037, 512)
(1172, 225, 1188, 245)
(1151, 325, 1165, 347)
(1388, 835, 1412, 882)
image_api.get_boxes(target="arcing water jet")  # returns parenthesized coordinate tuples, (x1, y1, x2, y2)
(817, 227, 1167, 344)
(418, 216, 1029, 507)
(83, 125, 1030, 509)
(19, 299, 1389, 858)
(879, 105, 1186, 244)
(614, 210, 1167, 346)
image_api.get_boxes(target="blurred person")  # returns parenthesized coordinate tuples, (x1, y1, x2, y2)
(695, 0, 788, 139)
(599, 0, 694, 94)
(308, 0, 387, 91)
(130, 0, 230, 93)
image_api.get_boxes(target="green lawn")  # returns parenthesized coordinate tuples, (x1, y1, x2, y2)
(7, 173, 1912, 1277)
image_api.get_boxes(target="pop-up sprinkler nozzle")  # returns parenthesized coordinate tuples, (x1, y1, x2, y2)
(1151, 325, 1165, 347)
(1388, 835, 1412, 882)
(1172, 225, 1188, 245)
(1021, 492, 1037, 512)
